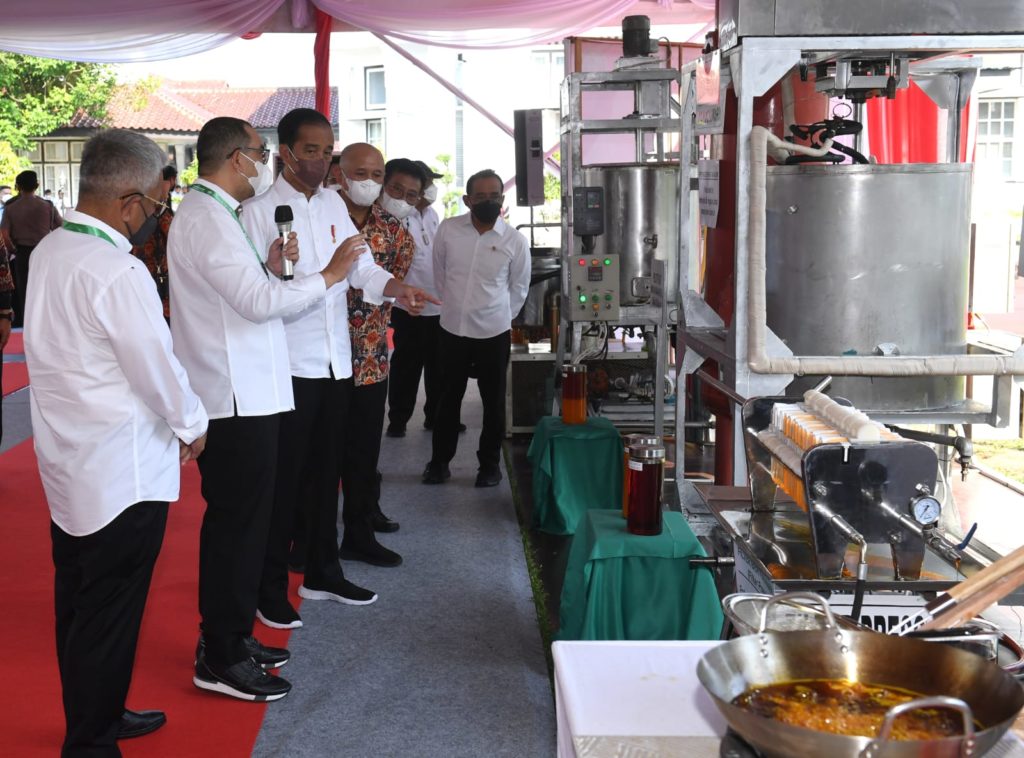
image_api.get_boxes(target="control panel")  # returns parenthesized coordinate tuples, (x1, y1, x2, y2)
(572, 186, 605, 237)
(568, 253, 620, 321)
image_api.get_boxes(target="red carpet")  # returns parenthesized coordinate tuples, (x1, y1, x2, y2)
(6, 330, 23, 355)
(3, 360, 28, 395)
(1, 439, 300, 756)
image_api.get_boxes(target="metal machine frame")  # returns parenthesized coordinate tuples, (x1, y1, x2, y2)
(556, 66, 683, 438)
(676, 33, 1024, 511)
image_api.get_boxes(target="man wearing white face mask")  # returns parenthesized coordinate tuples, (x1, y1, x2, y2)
(335, 148, 420, 567)
(387, 160, 450, 438)
(168, 116, 367, 703)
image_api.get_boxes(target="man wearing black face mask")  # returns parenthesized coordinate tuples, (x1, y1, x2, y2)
(423, 169, 530, 488)
(24, 129, 209, 754)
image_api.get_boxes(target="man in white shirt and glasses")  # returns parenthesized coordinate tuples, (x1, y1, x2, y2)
(423, 169, 530, 488)
(169, 116, 364, 703)
(25, 129, 209, 755)
(241, 110, 435, 629)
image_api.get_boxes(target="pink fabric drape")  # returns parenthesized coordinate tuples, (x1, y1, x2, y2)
(0, 0, 715, 60)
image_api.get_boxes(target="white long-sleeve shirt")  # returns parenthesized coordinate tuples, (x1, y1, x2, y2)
(397, 204, 441, 317)
(25, 210, 208, 536)
(168, 178, 329, 419)
(433, 213, 530, 339)
(240, 175, 393, 379)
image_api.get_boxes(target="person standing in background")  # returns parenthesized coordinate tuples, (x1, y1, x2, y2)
(423, 169, 530, 488)
(25, 128, 208, 756)
(0, 228, 14, 446)
(0, 170, 61, 326)
(132, 164, 178, 321)
(387, 160, 463, 438)
(336, 146, 420, 564)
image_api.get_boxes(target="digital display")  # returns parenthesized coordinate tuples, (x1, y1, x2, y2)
(587, 190, 601, 208)
(588, 266, 603, 282)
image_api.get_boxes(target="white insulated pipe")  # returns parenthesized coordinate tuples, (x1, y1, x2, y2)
(746, 125, 1024, 377)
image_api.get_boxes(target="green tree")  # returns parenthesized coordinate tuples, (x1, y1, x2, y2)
(434, 152, 461, 218)
(180, 156, 198, 187)
(0, 53, 117, 150)
(0, 140, 30, 188)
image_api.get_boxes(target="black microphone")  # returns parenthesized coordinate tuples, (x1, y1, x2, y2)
(274, 205, 294, 280)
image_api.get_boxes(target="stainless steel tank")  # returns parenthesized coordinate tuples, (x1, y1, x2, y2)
(764, 163, 972, 411)
(581, 164, 679, 305)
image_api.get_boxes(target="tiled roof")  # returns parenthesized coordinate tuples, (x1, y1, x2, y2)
(66, 79, 339, 134)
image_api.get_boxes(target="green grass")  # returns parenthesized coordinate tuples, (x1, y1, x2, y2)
(503, 444, 556, 692)
(972, 438, 1024, 484)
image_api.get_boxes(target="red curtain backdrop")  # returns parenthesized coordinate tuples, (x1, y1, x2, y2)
(314, 9, 332, 119)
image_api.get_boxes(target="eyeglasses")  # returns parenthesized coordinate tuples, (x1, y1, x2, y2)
(385, 182, 422, 204)
(121, 192, 169, 216)
(232, 145, 271, 164)
(469, 192, 503, 203)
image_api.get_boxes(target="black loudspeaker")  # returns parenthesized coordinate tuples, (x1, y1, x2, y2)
(514, 109, 545, 207)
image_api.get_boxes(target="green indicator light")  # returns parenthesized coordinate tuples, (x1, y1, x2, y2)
(578, 294, 587, 303)
(605, 294, 612, 301)
(591, 295, 598, 302)
(604, 258, 612, 266)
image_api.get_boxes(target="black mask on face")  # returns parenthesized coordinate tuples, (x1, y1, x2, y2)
(127, 209, 159, 247)
(470, 200, 502, 225)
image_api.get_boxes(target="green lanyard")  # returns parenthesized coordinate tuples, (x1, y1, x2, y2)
(191, 183, 268, 278)
(63, 221, 116, 247)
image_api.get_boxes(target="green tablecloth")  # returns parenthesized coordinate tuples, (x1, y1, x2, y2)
(557, 510, 725, 641)
(527, 415, 624, 536)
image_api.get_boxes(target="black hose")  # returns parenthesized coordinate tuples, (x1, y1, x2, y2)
(849, 576, 866, 623)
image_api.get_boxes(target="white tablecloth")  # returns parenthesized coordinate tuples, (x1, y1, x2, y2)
(552, 640, 727, 758)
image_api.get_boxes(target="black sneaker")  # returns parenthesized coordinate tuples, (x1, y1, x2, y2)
(195, 635, 290, 670)
(385, 424, 406, 437)
(475, 465, 503, 488)
(193, 654, 291, 702)
(298, 578, 378, 605)
(422, 462, 451, 484)
(339, 540, 403, 567)
(256, 602, 303, 630)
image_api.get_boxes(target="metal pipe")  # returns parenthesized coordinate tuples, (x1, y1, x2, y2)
(695, 368, 747, 406)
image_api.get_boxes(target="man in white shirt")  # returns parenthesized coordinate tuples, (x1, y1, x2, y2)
(25, 129, 209, 755)
(423, 170, 530, 487)
(241, 110, 434, 629)
(169, 116, 365, 703)
(386, 160, 453, 437)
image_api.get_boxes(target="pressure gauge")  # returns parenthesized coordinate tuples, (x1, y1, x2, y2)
(908, 494, 942, 526)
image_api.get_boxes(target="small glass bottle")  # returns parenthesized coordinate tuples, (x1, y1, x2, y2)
(622, 434, 660, 518)
(561, 363, 587, 425)
(627, 443, 665, 536)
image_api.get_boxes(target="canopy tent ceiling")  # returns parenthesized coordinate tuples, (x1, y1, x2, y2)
(0, 0, 715, 61)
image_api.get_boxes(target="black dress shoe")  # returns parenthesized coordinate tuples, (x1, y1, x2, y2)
(196, 635, 291, 669)
(422, 462, 450, 484)
(117, 709, 166, 740)
(475, 466, 503, 487)
(385, 424, 406, 437)
(194, 654, 291, 702)
(339, 540, 403, 567)
(372, 510, 400, 533)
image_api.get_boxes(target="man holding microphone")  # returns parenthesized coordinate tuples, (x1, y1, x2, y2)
(169, 116, 374, 702)
(241, 110, 436, 628)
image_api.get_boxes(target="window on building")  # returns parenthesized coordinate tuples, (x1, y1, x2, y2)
(365, 66, 386, 110)
(532, 50, 565, 106)
(978, 99, 1015, 178)
(366, 118, 386, 152)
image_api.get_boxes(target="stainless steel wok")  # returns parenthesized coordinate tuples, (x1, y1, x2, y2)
(698, 593, 1024, 757)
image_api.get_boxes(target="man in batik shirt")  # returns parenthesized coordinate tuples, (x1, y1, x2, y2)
(336, 145, 421, 567)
